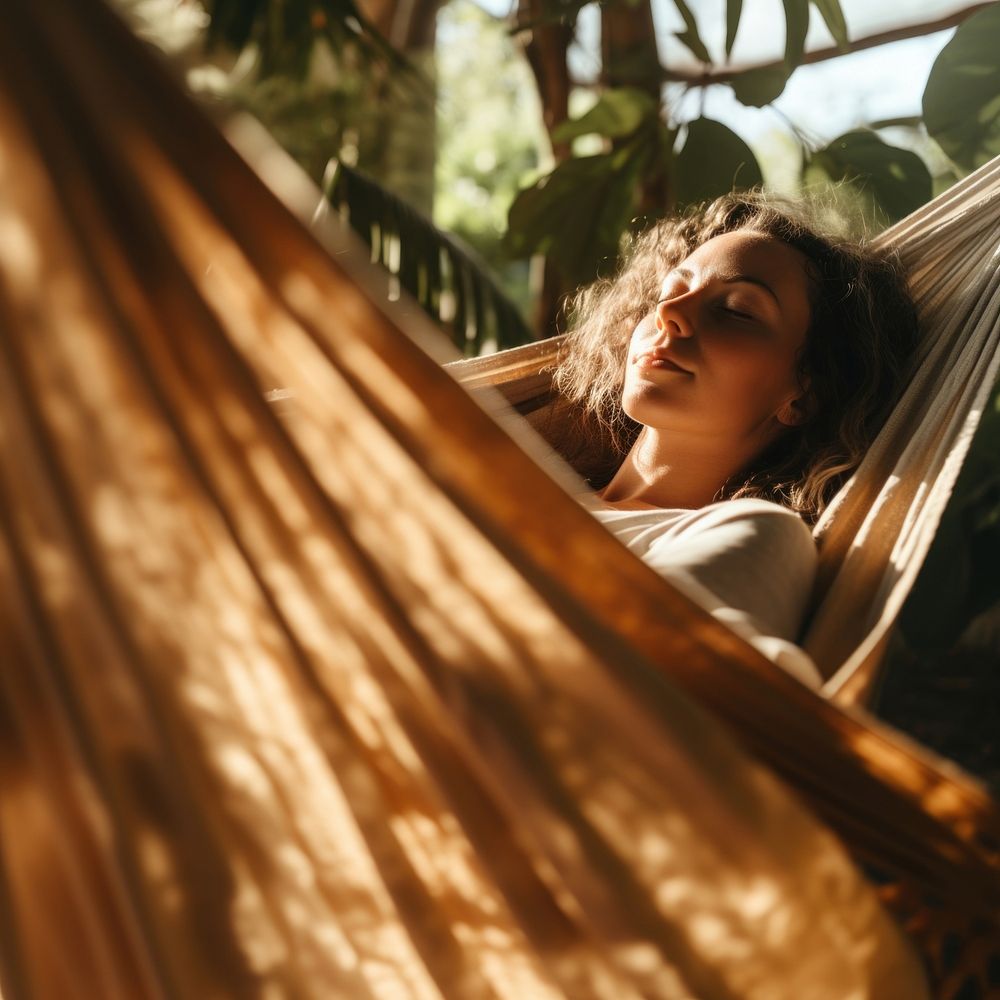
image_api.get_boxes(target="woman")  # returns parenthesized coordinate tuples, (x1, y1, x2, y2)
(555, 192, 919, 685)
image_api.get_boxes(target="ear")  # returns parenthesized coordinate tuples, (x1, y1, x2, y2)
(776, 378, 814, 428)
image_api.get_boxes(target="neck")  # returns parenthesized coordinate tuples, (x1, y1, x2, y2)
(599, 427, 762, 509)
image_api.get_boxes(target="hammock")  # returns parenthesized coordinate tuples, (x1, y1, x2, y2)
(0, 0, 997, 997)
(453, 161, 1000, 706)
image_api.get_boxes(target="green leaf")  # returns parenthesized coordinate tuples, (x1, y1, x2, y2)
(782, 0, 809, 69)
(671, 0, 711, 64)
(730, 65, 791, 107)
(325, 160, 534, 353)
(674, 117, 763, 207)
(923, 3, 1000, 173)
(505, 144, 649, 285)
(204, 0, 405, 80)
(725, 0, 743, 59)
(809, 0, 848, 51)
(805, 130, 932, 225)
(729, 0, 806, 107)
(551, 88, 658, 143)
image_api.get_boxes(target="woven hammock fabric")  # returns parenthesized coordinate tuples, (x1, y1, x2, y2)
(5, 0, 1000, 996)
(806, 156, 1000, 698)
(0, 1, 940, 997)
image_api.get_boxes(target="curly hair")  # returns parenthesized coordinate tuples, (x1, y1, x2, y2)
(552, 190, 919, 523)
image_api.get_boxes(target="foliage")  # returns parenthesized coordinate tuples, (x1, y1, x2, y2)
(551, 87, 657, 144)
(433, 1, 544, 320)
(504, 89, 666, 285)
(728, 0, 808, 107)
(805, 131, 931, 227)
(324, 160, 534, 353)
(506, 144, 654, 286)
(221, 52, 379, 184)
(895, 6, 1000, 645)
(675, 118, 763, 209)
(671, 0, 712, 64)
(117, 0, 428, 192)
(500, 0, 969, 289)
(157, 0, 1000, 339)
(922, 3, 1000, 173)
(899, 385, 1000, 650)
(203, 0, 400, 78)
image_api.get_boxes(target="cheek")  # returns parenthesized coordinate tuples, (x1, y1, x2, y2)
(711, 340, 800, 396)
(620, 325, 651, 391)
(626, 317, 655, 358)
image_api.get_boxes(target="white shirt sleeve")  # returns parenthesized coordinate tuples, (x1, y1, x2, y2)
(592, 499, 822, 687)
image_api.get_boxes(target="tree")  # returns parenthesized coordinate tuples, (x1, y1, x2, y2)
(504, 2, 1000, 310)
(122, 1, 1000, 347)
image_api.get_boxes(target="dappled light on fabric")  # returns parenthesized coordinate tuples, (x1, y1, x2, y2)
(806, 163, 1000, 702)
(0, 1, 941, 998)
(11, 0, 1000, 995)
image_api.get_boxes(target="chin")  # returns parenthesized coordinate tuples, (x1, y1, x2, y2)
(623, 395, 689, 428)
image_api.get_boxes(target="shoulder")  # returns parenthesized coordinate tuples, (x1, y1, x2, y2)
(653, 499, 818, 645)
(594, 498, 817, 579)
(593, 496, 818, 647)
(666, 498, 815, 556)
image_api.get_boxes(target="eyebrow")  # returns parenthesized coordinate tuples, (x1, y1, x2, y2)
(668, 267, 782, 309)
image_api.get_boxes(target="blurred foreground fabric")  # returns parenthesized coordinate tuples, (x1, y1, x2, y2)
(3, 0, 1000, 996)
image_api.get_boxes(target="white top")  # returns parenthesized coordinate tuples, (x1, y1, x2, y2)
(588, 498, 822, 687)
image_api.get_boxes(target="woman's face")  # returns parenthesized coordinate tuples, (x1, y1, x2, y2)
(622, 229, 813, 451)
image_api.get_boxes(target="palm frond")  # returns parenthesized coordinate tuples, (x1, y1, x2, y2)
(204, 0, 407, 79)
(320, 159, 535, 355)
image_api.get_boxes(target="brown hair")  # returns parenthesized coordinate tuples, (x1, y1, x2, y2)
(552, 191, 919, 522)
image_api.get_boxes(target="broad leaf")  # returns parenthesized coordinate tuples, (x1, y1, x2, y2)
(506, 142, 650, 285)
(672, 0, 711, 64)
(730, 0, 806, 107)
(674, 117, 763, 207)
(810, 0, 848, 51)
(731, 65, 790, 107)
(806, 130, 931, 225)
(324, 160, 534, 353)
(725, 0, 743, 59)
(923, 3, 1000, 172)
(552, 88, 658, 143)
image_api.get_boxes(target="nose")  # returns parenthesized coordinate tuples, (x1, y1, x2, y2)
(654, 295, 695, 339)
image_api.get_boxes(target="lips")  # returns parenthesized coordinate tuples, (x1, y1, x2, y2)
(633, 349, 692, 374)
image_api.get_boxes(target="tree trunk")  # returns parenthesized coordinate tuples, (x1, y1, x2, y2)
(517, 0, 573, 337)
(601, 0, 670, 219)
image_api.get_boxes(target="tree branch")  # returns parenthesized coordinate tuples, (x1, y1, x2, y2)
(659, 2, 993, 87)
(574, 0, 995, 87)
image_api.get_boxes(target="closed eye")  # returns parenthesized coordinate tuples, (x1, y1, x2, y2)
(722, 306, 757, 321)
